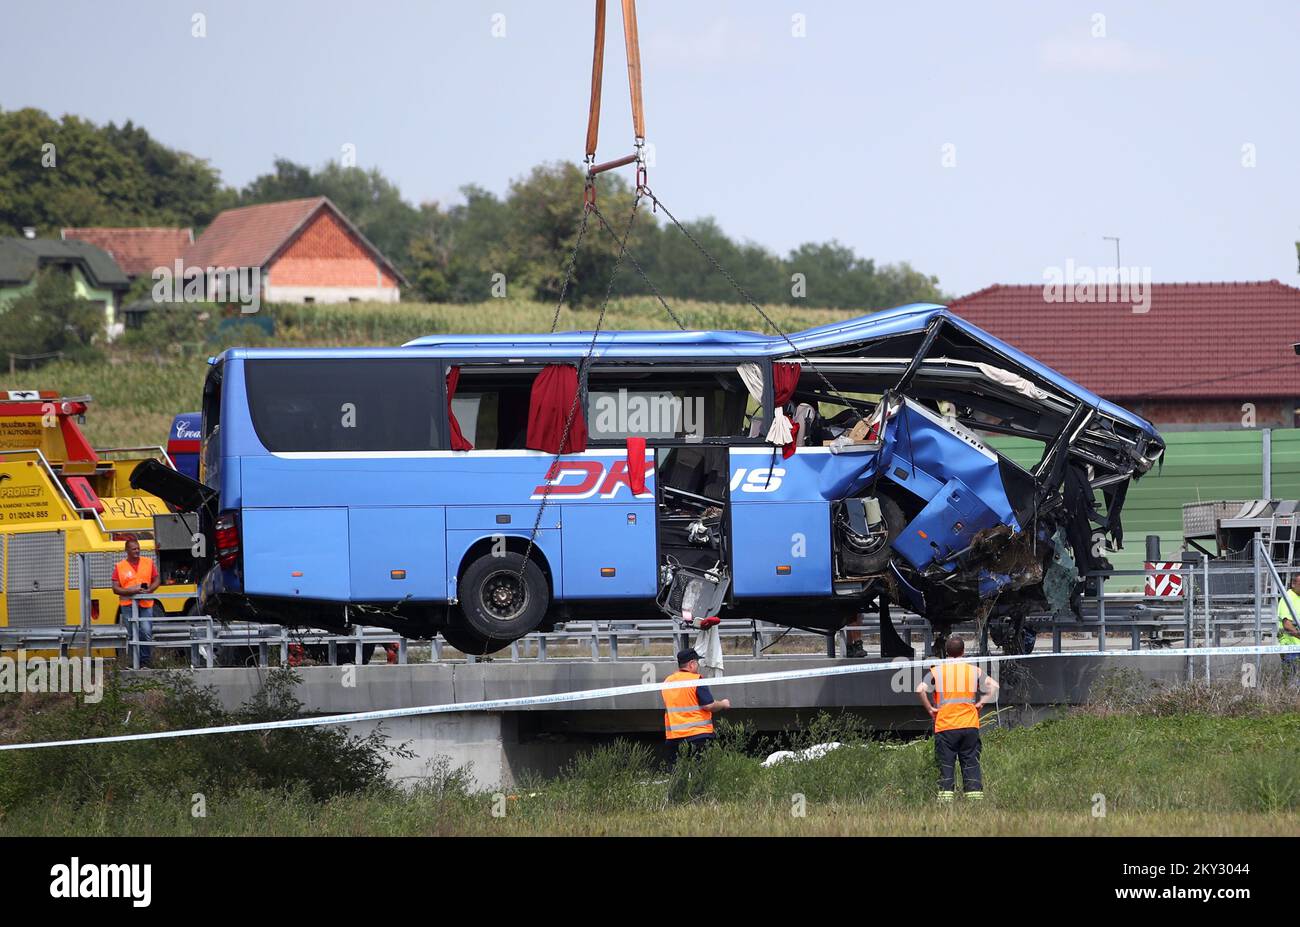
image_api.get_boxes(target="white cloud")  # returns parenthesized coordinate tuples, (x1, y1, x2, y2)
(646, 17, 765, 67)
(1038, 37, 1170, 74)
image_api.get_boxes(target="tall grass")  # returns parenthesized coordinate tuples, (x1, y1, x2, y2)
(1, 677, 1298, 835)
(2, 710, 1297, 836)
(0, 668, 408, 812)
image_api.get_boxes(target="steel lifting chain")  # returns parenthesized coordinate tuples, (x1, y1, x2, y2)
(589, 199, 687, 331)
(549, 176, 596, 334)
(482, 0, 869, 655)
(508, 192, 645, 639)
(640, 184, 870, 422)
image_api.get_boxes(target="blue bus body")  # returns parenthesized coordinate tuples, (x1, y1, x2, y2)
(166, 412, 202, 481)
(166, 304, 1164, 653)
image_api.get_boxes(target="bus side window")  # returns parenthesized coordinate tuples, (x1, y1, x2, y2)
(245, 358, 443, 452)
(451, 369, 533, 450)
(201, 361, 223, 482)
(585, 364, 752, 443)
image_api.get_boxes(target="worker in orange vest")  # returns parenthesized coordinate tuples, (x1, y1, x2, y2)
(112, 537, 160, 667)
(662, 648, 730, 758)
(915, 636, 998, 802)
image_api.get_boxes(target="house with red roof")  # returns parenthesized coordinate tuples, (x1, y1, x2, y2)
(62, 197, 406, 306)
(184, 196, 406, 304)
(948, 280, 1300, 430)
(60, 227, 193, 280)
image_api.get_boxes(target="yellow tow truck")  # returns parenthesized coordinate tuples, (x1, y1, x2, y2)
(0, 390, 197, 650)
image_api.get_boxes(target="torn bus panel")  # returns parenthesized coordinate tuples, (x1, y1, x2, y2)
(774, 306, 1164, 637)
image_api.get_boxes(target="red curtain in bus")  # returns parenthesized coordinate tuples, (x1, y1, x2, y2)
(526, 363, 588, 454)
(772, 361, 802, 458)
(626, 436, 647, 494)
(446, 366, 472, 451)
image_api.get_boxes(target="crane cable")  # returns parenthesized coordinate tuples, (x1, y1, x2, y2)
(585, 0, 648, 199)
(592, 0, 873, 425)
(484, 0, 871, 655)
(466, 2, 651, 657)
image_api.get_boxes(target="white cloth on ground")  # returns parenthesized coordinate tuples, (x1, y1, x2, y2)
(761, 742, 846, 767)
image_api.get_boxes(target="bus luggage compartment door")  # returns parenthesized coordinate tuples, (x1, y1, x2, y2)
(561, 502, 656, 598)
(890, 476, 1001, 572)
(349, 507, 446, 601)
(730, 501, 831, 597)
(243, 508, 351, 600)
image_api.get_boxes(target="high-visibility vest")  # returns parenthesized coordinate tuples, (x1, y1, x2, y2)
(1279, 590, 1300, 646)
(929, 662, 980, 733)
(113, 557, 156, 609)
(662, 670, 714, 740)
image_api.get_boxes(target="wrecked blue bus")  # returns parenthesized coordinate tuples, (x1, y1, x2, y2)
(135, 303, 1165, 654)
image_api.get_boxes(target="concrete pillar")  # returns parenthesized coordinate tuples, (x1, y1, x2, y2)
(344, 711, 514, 792)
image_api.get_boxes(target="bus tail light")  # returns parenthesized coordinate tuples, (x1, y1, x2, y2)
(214, 512, 240, 568)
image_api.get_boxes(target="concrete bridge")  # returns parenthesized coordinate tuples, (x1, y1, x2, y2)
(166, 650, 1220, 791)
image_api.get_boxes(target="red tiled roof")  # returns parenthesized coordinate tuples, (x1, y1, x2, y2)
(60, 227, 193, 277)
(947, 281, 1300, 400)
(183, 197, 325, 270)
(183, 197, 406, 284)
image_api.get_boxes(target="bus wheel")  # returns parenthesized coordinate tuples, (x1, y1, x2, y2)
(459, 552, 548, 644)
(838, 493, 905, 575)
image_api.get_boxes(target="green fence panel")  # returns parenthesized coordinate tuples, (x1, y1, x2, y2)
(987, 429, 1280, 589)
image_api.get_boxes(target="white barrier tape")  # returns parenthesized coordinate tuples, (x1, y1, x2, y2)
(0, 643, 1294, 753)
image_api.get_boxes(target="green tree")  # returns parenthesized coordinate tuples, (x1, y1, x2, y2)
(407, 187, 513, 302)
(780, 241, 945, 310)
(0, 105, 951, 311)
(239, 158, 421, 269)
(0, 107, 227, 237)
(102, 120, 233, 227)
(501, 162, 648, 306)
(0, 267, 105, 361)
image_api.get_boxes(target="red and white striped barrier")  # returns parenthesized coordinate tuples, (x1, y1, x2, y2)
(1145, 562, 1185, 597)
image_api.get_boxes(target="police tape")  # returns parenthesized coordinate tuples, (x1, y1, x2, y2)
(0, 643, 1293, 752)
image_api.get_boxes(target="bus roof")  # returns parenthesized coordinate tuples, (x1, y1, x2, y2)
(218, 302, 1157, 435)
(398, 302, 947, 354)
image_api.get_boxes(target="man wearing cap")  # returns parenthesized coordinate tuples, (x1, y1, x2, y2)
(915, 636, 998, 803)
(662, 648, 731, 756)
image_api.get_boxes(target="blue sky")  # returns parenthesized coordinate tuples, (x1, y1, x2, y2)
(4, 0, 1297, 296)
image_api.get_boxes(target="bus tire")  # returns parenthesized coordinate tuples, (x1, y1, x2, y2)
(458, 551, 548, 644)
(840, 492, 905, 575)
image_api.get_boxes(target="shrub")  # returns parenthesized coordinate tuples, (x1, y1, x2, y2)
(0, 267, 105, 362)
(0, 667, 408, 811)
(559, 739, 660, 813)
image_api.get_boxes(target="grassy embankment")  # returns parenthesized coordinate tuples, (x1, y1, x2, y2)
(1, 670, 1298, 836)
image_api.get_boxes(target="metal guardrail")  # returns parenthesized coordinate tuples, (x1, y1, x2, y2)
(2, 540, 1293, 674)
(117, 593, 408, 669)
